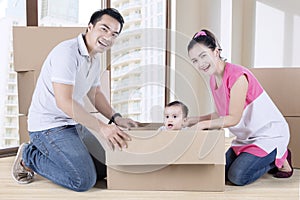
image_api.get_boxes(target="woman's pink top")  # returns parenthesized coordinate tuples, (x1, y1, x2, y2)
(210, 63, 290, 167)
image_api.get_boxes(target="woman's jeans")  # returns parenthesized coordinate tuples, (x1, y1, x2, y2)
(22, 124, 106, 192)
(226, 147, 277, 186)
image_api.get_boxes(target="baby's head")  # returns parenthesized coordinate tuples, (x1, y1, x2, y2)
(164, 101, 189, 130)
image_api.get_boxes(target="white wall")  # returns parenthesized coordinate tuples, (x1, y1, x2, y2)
(254, 0, 300, 67)
(231, 0, 300, 68)
(171, 0, 223, 116)
(171, 0, 300, 116)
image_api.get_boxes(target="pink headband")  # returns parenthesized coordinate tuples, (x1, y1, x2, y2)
(194, 31, 207, 38)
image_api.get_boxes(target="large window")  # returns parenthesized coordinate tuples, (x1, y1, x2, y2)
(0, 0, 168, 152)
(0, 0, 26, 150)
(254, 1, 300, 67)
(110, 0, 167, 123)
(38, 0, 103, 26)
(0, 0, 105, 151)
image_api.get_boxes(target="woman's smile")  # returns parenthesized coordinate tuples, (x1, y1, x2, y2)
(200, 64, 210, 72)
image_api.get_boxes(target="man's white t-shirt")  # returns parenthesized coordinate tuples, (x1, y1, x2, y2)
(28, 34, 102, 131)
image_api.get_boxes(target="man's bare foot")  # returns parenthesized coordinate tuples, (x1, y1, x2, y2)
(21, 160, 34, 173)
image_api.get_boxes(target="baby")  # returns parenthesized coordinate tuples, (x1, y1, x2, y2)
(159, 101, 189, 131)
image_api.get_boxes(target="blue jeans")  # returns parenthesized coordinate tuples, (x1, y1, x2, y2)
(226, 147, 277, 186)
(23, 124, 106, 192)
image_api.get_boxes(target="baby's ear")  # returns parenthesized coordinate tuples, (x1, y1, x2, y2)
(182, 118, 188, 128)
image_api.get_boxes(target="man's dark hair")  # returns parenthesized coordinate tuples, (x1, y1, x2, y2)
(88, 8, 124, 33)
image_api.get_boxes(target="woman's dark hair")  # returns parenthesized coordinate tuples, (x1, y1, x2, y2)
(88, 8, 124, 33)
(166, 101, 189, 118)
(187, 29, 222, 55)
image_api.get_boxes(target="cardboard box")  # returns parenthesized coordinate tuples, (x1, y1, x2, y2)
(250, 68, 300, 117)
(250, 68, 300, 168)
(17, 69, 110, 115)
(286, 117, 300, 168)
(16, 71, 111, 144)
(14, 27, 111, 115)
(14, 27, 113, 155)
(13, 27, 85, 71)
(133, 122, 163, 130)
(18, 115, 29, 144)
(17, 70, 40, 115)
(106, 128, 225, 191)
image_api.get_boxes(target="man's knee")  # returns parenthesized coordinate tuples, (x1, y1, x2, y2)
(69, 169, 97, 192)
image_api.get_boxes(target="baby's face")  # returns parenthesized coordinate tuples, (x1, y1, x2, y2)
(164, 105, 185, 130)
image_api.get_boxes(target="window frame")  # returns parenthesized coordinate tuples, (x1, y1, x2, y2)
(107, 0, 171, 113)
(0, 0, 37, 157)
(0, 0, 171, 157)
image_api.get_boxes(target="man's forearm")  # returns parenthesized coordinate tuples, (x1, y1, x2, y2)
(59, 99, 106, 133)
(89, 89, 116, 120)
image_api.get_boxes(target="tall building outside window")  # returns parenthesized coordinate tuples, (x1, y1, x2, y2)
(110, 0, 167, 123)
(0, 0, 26, 149)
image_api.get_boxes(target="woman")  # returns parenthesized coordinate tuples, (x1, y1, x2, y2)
(186, 29, 293, 186)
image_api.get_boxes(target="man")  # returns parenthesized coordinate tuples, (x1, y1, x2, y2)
(12, 8, 137, 192)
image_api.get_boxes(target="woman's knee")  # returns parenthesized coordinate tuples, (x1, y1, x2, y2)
(227, 168, 251, 186)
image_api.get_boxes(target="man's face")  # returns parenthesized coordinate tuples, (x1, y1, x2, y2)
(164, 105, 186, 130)
(86, 14, 121, 54)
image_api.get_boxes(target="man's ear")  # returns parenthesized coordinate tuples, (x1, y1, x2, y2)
(87, 23, 93, 32)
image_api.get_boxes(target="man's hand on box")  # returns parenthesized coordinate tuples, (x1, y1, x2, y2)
(115, 116, 139, 129)
(100, 124, 131, 151)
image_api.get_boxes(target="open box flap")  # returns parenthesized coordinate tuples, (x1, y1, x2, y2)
(131, 123, 164, 130)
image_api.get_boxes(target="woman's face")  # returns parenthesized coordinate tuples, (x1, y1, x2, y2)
(188, 43, 218, 76)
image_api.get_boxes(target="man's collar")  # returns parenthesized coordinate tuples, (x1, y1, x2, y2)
(77, 34, 89, 58)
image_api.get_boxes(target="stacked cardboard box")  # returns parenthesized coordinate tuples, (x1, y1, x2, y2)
(250, 68, 300, 168)
(106, 127, 225, 191)
(13, 27, 100, 144)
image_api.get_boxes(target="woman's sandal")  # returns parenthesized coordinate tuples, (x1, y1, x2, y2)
(273, 149, 293, 178)
(268, 166, 278, 174)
